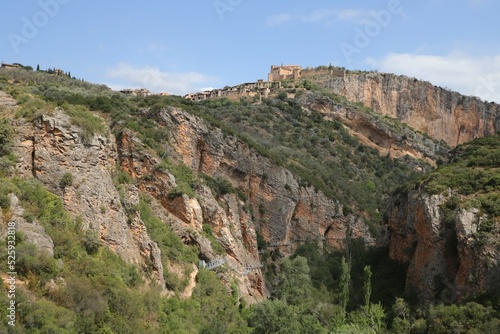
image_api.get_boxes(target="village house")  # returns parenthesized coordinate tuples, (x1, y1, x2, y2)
(184, 80, 282, 102)
(268, 65, 302, 82)
(120, 88, 151, 97)
(1, 62, 20, 70)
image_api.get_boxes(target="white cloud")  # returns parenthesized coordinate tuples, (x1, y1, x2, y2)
(267, 13, 292, 26)
(367, 53, 500, 102)
(267, 8, 373, 26)
(106, 63, 216, 95)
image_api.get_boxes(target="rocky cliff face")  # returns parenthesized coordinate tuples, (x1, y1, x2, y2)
(7, 99, 372, 303)
(388, 189, 500, 303)
(0, 194, 54, 257)
(329, 72, 500, 147)
(12, 111, 166, 288)
(158, 107, 373, 251)
(113, 106, 375, 301)
(117, 128, 266, 301)
(303, 93, 449, 166)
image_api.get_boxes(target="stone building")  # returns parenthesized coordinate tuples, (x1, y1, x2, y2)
(268, 65, 302, 82)
(119, 88, 151, 97)
(1, 62, 20, 70)
(184, 80, 282, 102)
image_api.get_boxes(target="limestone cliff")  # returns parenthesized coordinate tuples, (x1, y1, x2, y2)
(12, 111, 166, 288)
(388, 189, 500, 304)
(157, 107, 373, 251)
(117, 129, 266, 301)
(329, 72, 500, 147)
(302, 92, 449, 165)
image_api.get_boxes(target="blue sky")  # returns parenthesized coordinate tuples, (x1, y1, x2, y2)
(1, 0, 500, 102)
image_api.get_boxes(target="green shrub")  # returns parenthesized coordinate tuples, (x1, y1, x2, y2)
(63, 103, 106, 143)
(15, 96, 54, 119)
(59, 172, 74, 189)
(82, 230, 101, 255)
(202, 224, 226, 255)
(202, 174, 235, 197)
(0, 193, 10, 209)
(156, 159, 197, 198)
(0, 119, 14, 156)
(139, 196, 198, 264)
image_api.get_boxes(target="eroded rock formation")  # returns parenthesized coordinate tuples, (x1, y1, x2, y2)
(388, 189, 500, 303)
(330, 72, 500, 147)
(12, 111, 166, 288)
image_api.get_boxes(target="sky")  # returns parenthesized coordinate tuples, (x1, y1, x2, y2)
(1, 0, 500, 102)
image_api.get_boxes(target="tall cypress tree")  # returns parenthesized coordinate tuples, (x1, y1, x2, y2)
(363, 265, 372, 308)
(339, 256, 350, 315)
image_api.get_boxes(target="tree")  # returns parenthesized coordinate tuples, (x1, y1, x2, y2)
(339, 256, 350, 315)
(276, 256, 314, 306)
(249, 300, 302, 334)
(392, 298, 411, 333)
(82, 230, 101, 255)
(36, 64, 40, 71)
(363, 265, 372, 308)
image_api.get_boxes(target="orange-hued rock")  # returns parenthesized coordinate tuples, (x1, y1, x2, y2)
(305, 94, 449, 166)
(330, 72, 500, 147)
(12, 111, 166, 289)
(117, 127, 267, 302)
(114, 107, 374, 302)
(159, 107, 374, 253)
(388, 189, 500, 303)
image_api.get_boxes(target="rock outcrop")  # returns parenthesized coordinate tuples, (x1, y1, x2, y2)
(12, 111, 166, 287)
(117, 129, 266, 302)
(158, 107, 373, 250)
(388, 189, 500, 303)
(304, 93, 449, 166)
(0, 194, 54, 257)
(329, 72, 500, 147)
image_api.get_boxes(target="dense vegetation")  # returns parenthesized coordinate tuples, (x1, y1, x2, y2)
(399, 134, 500, 244)
(1, 67, 500, 333)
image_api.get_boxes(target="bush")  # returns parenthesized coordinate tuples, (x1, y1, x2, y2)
(15, 96, 54, 119)
(0, 193, 10, 209)
(157, 159, 197, 198)
(202, 174, 235, 197)
(0, 119, 13, 156)
(63, 104, 106, 143)
(59, 172, 74, 189)
(82, 230, 101, 255)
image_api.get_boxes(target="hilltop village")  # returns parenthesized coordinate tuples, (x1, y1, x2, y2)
(183, 65, 346, 102)
(184, 65, 345, 101)
(120, 65, 347, 101)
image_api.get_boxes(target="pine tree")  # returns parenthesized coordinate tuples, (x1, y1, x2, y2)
(36, 64, 40, 71)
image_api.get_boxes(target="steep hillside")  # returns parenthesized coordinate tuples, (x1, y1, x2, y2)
(388, 134, 500, 304)
(1, 67, 500, 332)
(190, 88, 447, 231)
